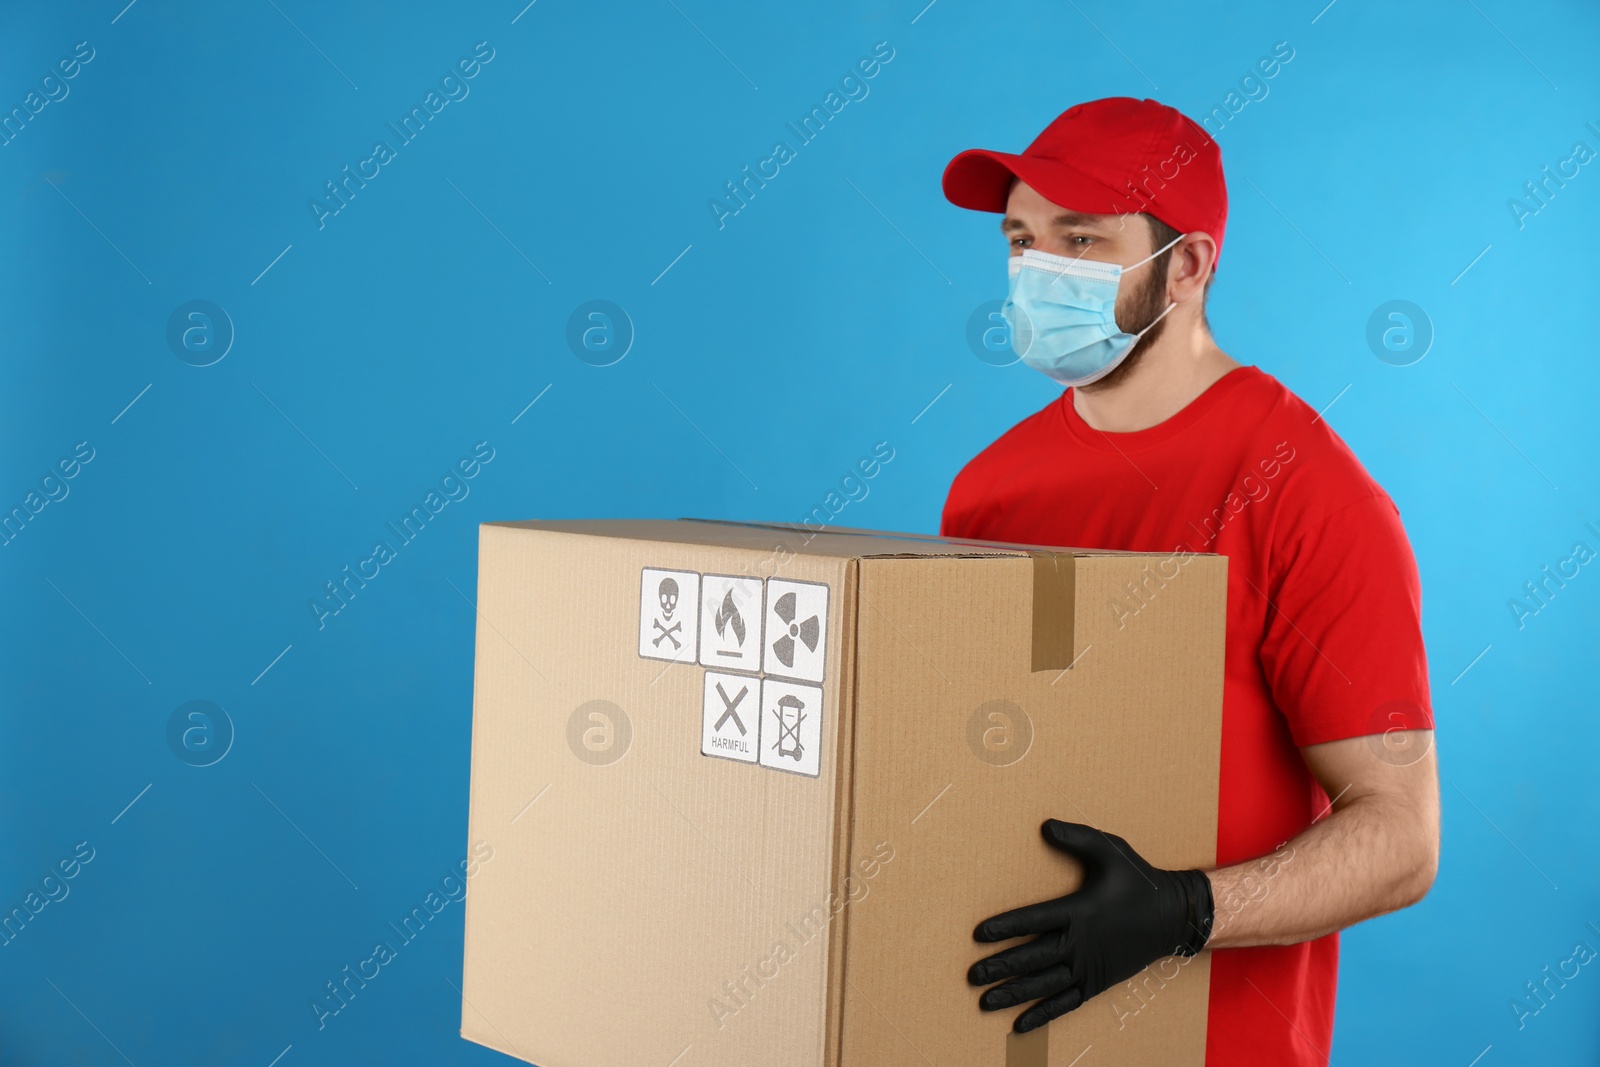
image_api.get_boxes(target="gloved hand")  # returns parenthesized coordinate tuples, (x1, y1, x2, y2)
(968, 818, 1214, 1033)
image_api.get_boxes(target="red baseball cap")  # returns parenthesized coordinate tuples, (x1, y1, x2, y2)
(943, 97, 1229, 269)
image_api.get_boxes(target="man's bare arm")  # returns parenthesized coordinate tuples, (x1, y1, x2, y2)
(1203, 730, 1440, 950)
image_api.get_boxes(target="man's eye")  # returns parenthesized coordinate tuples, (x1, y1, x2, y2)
(1010, 237, 1032, 249)
(1069, 235, 1093, 247)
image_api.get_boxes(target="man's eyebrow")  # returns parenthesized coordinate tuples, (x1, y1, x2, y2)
(999, 211, 1114, 233)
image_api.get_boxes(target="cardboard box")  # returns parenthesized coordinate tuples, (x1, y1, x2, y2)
(460, 519, 1226, 1067)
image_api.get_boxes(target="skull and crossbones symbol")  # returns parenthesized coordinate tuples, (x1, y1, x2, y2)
(651, 577, 683, 649)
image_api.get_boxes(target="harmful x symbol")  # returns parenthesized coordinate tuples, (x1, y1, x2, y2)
(714, 682, 749, 736)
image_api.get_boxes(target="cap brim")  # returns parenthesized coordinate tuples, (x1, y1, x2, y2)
(942, 148, 1134, 216)
(941, 149, 1027, 212)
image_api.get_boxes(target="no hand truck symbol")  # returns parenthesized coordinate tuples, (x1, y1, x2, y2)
(772, 694, 806, 762)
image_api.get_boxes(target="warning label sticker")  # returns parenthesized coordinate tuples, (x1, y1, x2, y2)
(762, 579, 829, 683)
(701, 671, 758, 763)
(759, 678, 824, 778)
(698, 574, 764, 670)
(638, 568, 700, 664)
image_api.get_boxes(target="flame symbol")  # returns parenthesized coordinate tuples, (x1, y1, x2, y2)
(714, 590, 746, 646)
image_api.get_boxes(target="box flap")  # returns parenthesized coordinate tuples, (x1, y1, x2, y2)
(483, 518, 1194, 563)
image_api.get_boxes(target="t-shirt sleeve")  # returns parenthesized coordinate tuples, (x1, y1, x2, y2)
(1257, 492, 1434, 747)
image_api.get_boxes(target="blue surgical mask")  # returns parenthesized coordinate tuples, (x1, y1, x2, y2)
(1003, 233, 1184, 387)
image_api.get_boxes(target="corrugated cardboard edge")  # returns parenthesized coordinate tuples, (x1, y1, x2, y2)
(459, 522, 490, 1047)
(458, 523, 545, 1063)
(825, 558, 862, 1067)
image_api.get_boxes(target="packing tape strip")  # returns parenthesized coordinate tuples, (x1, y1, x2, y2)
(1006, 1024, 1049, 1067)
(1028, 549, 1077, 674)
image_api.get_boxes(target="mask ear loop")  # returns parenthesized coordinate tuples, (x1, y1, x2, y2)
(1122, 232, 1186, 334)
(1124, 231, 1187, 273)
(1131, 298, 1178, 339)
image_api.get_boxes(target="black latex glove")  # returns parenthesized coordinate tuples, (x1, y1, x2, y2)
(968, 818, 1214, 1033)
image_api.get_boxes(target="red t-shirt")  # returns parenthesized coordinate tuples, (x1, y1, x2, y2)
(940, 364, 1433, 1067)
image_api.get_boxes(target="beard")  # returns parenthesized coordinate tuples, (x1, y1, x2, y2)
(1078, 257, 1171, 393)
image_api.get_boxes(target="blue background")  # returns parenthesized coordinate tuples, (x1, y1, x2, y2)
(4, 0, 1597, 1064)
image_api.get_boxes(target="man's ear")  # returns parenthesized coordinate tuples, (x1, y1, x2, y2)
(1174, 234, 1218, 300)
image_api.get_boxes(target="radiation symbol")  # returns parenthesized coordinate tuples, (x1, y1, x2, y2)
(771, 592, 820, 669)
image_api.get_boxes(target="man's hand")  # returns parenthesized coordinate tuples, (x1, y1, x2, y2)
(968, 819, 1214, 1033)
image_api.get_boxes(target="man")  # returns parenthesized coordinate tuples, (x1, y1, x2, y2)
(939, 97, 1439, 1065)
